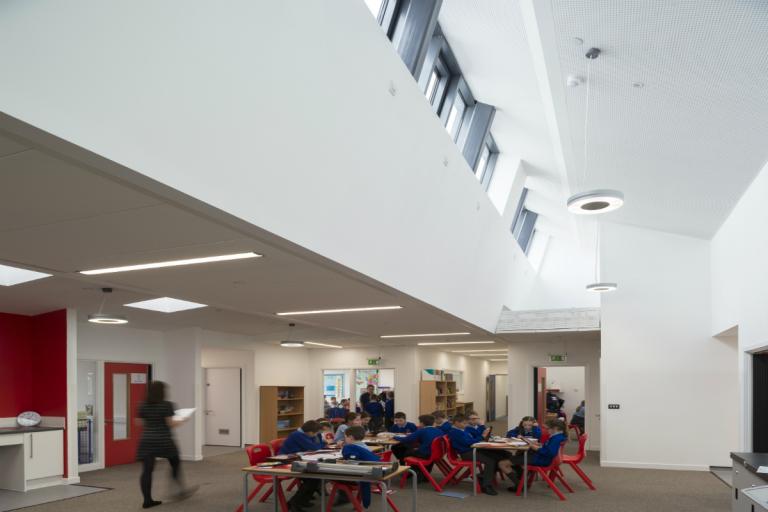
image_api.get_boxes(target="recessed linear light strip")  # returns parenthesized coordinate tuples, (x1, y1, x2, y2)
(304, 341, 343, 349)
(80, 252, 262, 275)
(417, 341, 494, 346)
(468, 353, 506, 357)
(277, 306, 402, 316)
(489, 359, 508, 362)
(451, 349, 506, 353)
(382, 332, 471, 339)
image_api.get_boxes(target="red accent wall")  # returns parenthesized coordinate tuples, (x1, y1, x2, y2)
(0, 310, 69, 476)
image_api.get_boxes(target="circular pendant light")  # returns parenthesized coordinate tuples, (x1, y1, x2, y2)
(568, 48, 624, 216)
(280, 323, 304, 347)
(88, 313, 128, 325)
(567, 189, 624, 215)
(586, 282, 617, 293)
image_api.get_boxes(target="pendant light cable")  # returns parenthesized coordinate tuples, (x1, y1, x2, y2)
(582, 58, 592, 191)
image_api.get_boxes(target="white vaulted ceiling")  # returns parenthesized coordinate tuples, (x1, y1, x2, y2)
(545, 0, 768, 239)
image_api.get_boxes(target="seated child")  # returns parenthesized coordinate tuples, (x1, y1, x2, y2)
(279, 421, 323, 511)
(334, 412, 362, 444)
(464, 411, 490, 441)
(360, 412, 372, 434)
(391, 414, 443, 464)
(342, 426, 381, 508)
(504, 419, 568, 491)
(384, 392, 395, 429)
(317, 421, 335, 445)
(388, 412, 417, 434)
(447, 414, 513, 496)
(432, 410, 452, 434)
(506, 415, 542, 440)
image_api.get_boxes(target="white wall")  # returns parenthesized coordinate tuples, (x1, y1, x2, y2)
(544, 366, 585, 420)
(77, 323, 203, 461)
(600, 222, 738, 469)
(507, 335, 600, 450)
(710, 160, 768, 450)
(0, 1, 594, 333)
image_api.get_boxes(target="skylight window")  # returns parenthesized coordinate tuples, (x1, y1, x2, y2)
(475, 144, 491, 182)
(0, 264, 51, 286)
(425, 68, 441, 104)
(124, 297, 207, 313)
(445, 92, 466, 141)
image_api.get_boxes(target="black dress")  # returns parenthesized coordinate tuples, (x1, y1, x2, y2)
(136, 400, 179, 460)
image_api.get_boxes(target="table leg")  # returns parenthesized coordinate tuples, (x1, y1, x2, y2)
(472, 448, 477, 496)
(409, 468, 417, 512)
(320, 478, 326, 512)
(380, 480, 387, 512)
(243, 473, 249, 512)
(523, 450, 528, 499)
(273, 476, 279, 512)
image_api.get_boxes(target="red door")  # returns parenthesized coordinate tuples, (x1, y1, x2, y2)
(105, 362, 150, 466)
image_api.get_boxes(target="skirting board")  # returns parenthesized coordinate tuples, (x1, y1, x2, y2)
(601, 460, 709, 471)
(180, 454, 203, 462)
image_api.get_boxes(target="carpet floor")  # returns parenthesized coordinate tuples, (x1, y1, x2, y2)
(16, 450, 730, 512)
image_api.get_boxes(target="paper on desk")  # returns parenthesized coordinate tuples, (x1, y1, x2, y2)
(172, 408, 196, 422)
(301, 451, 343, 461)
(757, 466, 768, 474)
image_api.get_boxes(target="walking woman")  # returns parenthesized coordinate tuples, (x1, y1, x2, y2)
(137, 381, 196, 508)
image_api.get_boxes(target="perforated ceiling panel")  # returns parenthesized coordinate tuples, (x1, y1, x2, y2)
(550, 0, 768, 238)
(497, 307, 600, 333)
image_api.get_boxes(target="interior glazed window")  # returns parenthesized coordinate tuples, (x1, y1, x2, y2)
(363, 0, 399, 37)
(425, 68, 442, 105)
(514, 208, 538, 253)
(425, 56, 450, 114)
(445, 92, 467, 141)
(475, 143, 491, 182)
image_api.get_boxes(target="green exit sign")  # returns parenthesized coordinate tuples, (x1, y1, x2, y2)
(549, 354, 567, 363)
(367, 358, 380, 366)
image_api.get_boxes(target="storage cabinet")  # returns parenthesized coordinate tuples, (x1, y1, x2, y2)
(25, 431, 63, 481)
(733, 460, 768, 512)
(419, 380, 457, 416)
(259, 386, 305, 443)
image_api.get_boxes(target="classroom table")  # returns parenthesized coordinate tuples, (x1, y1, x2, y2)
(471, 440, 530, 498)
(242, 463, 417, 512)
(362, 436, 400, 446)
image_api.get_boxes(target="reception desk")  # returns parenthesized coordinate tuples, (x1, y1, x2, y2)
(0, 427, 64, 492)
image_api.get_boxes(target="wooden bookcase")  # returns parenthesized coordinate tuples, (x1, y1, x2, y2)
(419, 380, 458, 416)
(455, 401, 474, 416)
(259, 386, 304, 443)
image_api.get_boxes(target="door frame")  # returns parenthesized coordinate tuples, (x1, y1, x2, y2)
(78, 359, 155, 473)
(203, 367, 242, 447)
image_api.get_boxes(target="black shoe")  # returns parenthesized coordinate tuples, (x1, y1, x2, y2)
(142, 501, 162, 509)
(174, 484, 199, 501)
(482, 485, 498, 496)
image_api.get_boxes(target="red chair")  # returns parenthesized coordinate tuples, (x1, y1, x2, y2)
(326, 451, 400, 512)
(269, 437, 286, 455)
(398, 436, 445, 492)
(540, 426, 550, 443)
(234, 444, 289, 512)
(514, 453, 573, 501)
(438, 436, 482, 494)
(560, 433, 595, 490)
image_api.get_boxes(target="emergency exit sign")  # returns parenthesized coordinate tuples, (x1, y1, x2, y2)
(549, 354, 567, 363)
(367, 358, 380, 366)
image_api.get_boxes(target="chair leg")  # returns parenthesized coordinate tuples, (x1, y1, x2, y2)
(568, 462, 596, 490)
(287, 478, 299, 491)
(399, 472, 408, 489)
(417, 464, 443, 492)
(234, 483, 264, 512)
(386, 495, 400, 512)
(259, 485, 273, 502)
(326, 486, 338, 511)
(540, 471, 567, 501)
(438, 466, 462, 487)
(552, 468, 574, 493)
(344, 487, 364, 512)
(516, 471, 536, 497)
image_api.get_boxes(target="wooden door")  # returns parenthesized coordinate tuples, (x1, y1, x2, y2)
(104, 362, 149, 466)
